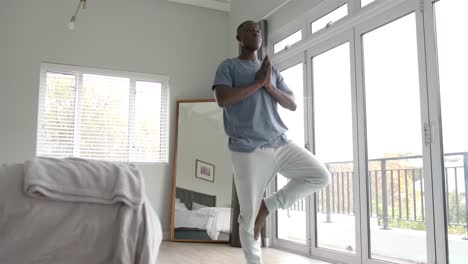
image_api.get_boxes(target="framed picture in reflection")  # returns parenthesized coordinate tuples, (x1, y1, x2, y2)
(195, 159, 215, 182)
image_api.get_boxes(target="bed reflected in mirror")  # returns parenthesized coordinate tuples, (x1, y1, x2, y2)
(170, 100, 233, 242)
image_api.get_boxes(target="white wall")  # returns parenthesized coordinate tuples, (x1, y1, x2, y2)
(0, 0, 228, 239)
(0, 4, 7, 163)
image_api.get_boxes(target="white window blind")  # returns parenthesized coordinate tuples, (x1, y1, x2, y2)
(37, 63, 170, 163)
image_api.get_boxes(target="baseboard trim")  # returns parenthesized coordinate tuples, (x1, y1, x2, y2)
(162, 230, 170, 241)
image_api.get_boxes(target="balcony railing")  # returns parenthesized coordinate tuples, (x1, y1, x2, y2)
(288, 152, 468, 238)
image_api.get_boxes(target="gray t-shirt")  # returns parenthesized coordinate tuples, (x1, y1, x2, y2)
(212, 58, 291, 153)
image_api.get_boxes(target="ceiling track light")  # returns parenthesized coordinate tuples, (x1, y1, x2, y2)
(68, 0, 88, 31)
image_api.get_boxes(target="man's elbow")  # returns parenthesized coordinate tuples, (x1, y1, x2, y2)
(216, 99, 225, 108)
(287, 93, 296, 111)
(288, 98, 297, 111)
(214, 95, 226, 108)
(213, 89, 224, 107)
(288, 103, 297, 111)
(290, 104, 297, 111)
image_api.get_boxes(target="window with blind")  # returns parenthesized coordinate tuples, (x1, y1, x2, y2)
(37, 63, 170, 163)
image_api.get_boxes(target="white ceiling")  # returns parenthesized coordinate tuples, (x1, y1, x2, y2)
(168, 0, 231, 12)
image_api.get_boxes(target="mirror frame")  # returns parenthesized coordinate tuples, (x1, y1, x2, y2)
(170, 99, 230, 243)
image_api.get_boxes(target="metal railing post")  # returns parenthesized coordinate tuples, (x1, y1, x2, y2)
(325, 185, 332, 223)
(381, 159, 390, 230)
(463, 152, 468, 240)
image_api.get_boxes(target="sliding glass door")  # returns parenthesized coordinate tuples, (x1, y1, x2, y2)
(269, 1, 466, 263)
(425, 0, 468, 263)
(313, 41, 355, 255)
(360, 12, 428, 263)
(310, 37, 356, 262)
(274, 55, 309, 254)
(353, 1, 441, 263)
(306, 32, 361, 264)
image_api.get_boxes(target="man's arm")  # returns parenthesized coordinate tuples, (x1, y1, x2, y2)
(213, 82, 263, 107)
(213, 57, 271, 107)
(263, 56, 297, 111)
(265, 83, 297, 111)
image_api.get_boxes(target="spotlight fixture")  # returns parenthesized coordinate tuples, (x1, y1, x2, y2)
(68, 0, 88, 31)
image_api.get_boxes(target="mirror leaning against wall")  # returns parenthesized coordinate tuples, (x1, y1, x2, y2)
(170, 99, 233, 242)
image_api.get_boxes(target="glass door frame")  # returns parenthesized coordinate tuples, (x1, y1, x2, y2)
(305, 29, 362, 264)
(354, 0, 437, 263)
(422, 0, 450, 263)
(269, 52, 310, 256)
(269, 1, 450, 263)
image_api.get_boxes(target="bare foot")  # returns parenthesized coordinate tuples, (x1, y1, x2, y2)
(254, 199, 270, 240)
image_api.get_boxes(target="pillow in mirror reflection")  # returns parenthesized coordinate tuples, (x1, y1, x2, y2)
(191, 202, 208, 210)
(175, 200, 189, 211)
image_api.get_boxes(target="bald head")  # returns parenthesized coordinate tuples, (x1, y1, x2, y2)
(236, 20, 262, 52)
(237, 20, 257, 35)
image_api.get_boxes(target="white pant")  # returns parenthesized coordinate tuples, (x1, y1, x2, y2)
(230, 141, 330, 264)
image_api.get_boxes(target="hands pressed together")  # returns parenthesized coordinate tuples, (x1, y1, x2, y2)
(255, 55, 274, 92)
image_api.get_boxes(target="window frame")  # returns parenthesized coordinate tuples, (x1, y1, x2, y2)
(268, 0, 450, 263)
(37, 63, 170, 164)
